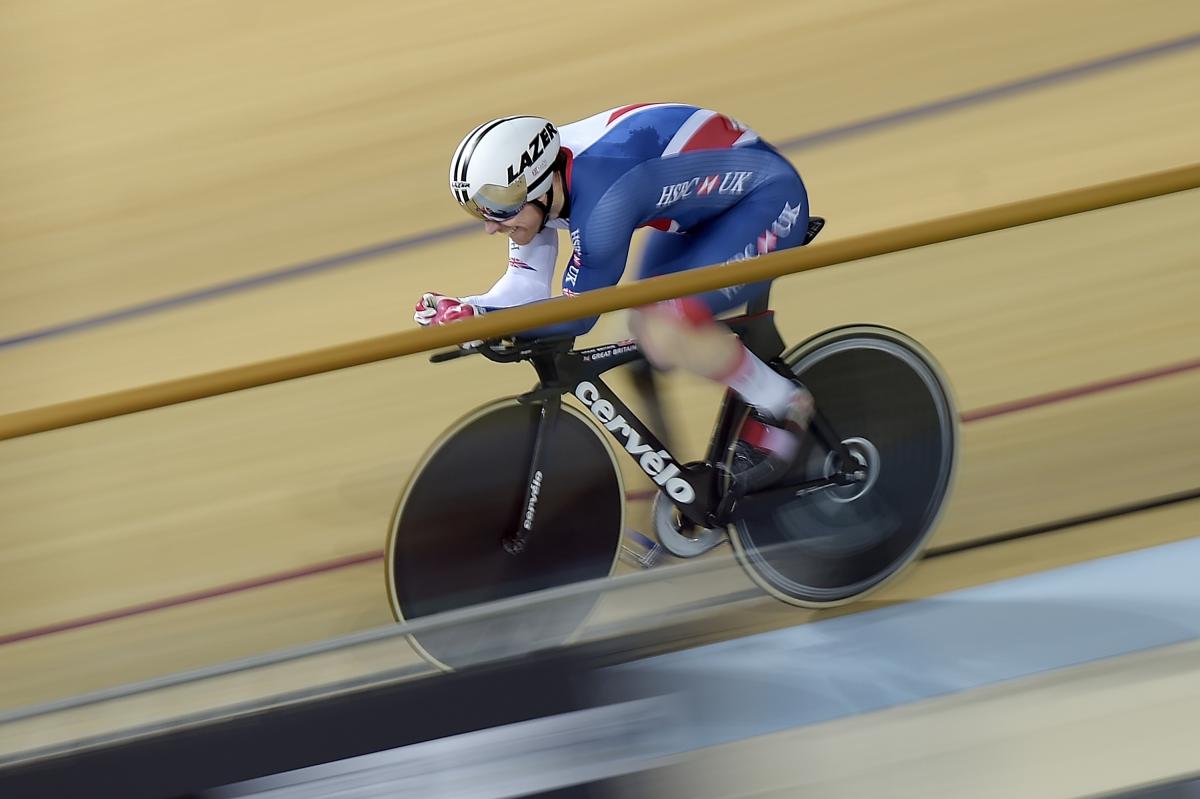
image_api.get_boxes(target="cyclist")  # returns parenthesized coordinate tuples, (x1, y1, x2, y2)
(415, 104, 814, 488)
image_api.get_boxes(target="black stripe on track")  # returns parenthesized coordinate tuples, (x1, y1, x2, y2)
(923, 487, 1200, 560)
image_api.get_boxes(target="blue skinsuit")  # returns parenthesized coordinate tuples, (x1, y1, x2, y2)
(462, 104, 810, 338)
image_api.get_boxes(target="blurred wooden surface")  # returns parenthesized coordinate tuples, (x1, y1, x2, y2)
(1, 0, 1198, 766)
(2, 0, 1199, 412)
(619, 638, 1200, 798)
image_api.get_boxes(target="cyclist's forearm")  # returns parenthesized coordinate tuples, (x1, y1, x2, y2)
(464, 227, 559, 308)
(498, 295, 598, 339)
(463, 270, 551, 308)
(514, 316, 598, 339)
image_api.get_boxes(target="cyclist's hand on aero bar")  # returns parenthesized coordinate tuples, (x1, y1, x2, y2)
(413, 293, 483, 326)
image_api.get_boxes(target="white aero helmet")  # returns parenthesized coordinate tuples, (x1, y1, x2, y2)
(449, 116, 560, 221)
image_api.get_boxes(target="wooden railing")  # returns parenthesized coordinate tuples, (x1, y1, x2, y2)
(2, 163, 1197, 441)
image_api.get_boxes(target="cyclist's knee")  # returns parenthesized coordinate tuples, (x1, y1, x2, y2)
(631, 298, 741, 377)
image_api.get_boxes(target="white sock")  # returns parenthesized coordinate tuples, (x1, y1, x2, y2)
(716, 346, 799, 420)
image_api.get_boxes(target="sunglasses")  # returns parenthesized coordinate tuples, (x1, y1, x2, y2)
(457, 177, 529, 223)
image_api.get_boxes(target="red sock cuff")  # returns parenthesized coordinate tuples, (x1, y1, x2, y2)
(739, 418, 799, 459)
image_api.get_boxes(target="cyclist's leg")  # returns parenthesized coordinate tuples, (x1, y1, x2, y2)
(632, 174, 811, 416)
(637, 171, 809, 305)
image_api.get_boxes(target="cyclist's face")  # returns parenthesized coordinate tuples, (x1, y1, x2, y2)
(482, 202, 545, 245)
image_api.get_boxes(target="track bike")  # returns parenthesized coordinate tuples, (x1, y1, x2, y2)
(385, 218, 958, 669)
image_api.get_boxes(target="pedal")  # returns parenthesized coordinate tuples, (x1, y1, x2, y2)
(620, 529, 662, 569)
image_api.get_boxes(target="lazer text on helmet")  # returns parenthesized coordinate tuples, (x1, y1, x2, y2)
(574, 381, 695, 504)
(507, 122, 559, 184)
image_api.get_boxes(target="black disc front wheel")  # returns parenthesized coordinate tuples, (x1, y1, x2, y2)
(386, 398, 625, 669)
(729, 326, 958, 606)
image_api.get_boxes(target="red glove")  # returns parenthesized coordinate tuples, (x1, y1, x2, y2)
(414, 293, 483, 326)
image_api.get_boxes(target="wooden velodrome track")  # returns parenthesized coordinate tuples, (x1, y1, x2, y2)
(2, 0, 1199, 773)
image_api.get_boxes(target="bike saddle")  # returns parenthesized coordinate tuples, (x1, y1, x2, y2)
(803, 216, 825, 246)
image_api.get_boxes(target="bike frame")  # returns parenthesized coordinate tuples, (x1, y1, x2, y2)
(432, 214, 852, 554)
(508, 337, 724, 550)
(459, 312, 860, 554)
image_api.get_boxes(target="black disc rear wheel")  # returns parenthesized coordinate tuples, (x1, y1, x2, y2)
(386, 398, 624, 669)
(729, 326, 958, 606)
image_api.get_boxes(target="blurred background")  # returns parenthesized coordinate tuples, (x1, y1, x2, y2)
(2, 0, 1199, 796)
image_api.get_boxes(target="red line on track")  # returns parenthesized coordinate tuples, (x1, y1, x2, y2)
(0, 550, 383, 647)
(960, 357, 1200, 422)
(4, 356, 1197, 648)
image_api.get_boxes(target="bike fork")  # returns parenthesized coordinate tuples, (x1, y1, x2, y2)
(504, 394, 562, 554)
